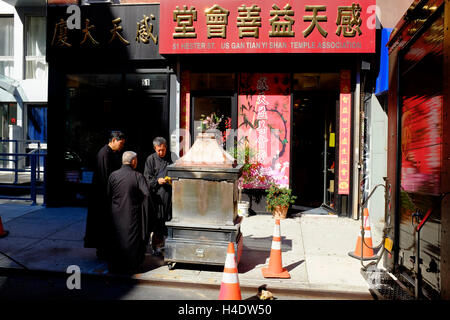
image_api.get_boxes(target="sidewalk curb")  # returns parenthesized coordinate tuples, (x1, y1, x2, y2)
(0, 205, 44, 223)
(0, 264, 373, 299)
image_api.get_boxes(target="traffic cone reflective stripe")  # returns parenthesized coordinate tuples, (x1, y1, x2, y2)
(262, 219, 290, 279)
(221, 272, 239, 283)
(271, 240, 281, 250)
(0, 216, 9, 238)
(222, 252, 239, 283)
(272, 222, 281, 237)
(348, 208, 377, 261)
(219, 242, 242, 300)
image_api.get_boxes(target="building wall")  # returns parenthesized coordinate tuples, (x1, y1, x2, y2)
(0, 1, 13, 13)
(45, 0, 413, 27)
(0, 0, 47, 150)
(368, 94, 388, 226)
(377, 0, 413, 28)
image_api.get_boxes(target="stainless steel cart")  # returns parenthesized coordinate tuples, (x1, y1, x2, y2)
(164, 133, 243, 269)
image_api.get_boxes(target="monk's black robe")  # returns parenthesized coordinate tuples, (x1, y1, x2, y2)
(144, 152, 172, 223)
(84, 144, 122, 250)
(107, 164, 150, 273)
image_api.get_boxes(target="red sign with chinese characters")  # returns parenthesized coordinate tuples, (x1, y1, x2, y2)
(160, 0, 376, 54)
(238, 73, 291, 188)
(338, 93, 351, 194)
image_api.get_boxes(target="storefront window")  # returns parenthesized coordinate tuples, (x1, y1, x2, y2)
(25, 16, 47, 80)
(65, 74, 123, 170)
(190, 73, 236, 147)
(192, 96, 233, 144)
(0, 103, 17, 168)
(0, 17, 14, 78)
(27, 105, 47, 143)
(191, 73, 235, 91)
(0, 103, 8, 141)
(293, 73, 339, 91)
(63, 73, 170, 189)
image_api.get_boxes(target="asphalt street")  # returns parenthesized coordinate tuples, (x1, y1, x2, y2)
(0, 271, 309, 300)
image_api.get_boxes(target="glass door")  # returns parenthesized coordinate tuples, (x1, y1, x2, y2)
(191, 95, 236, 149)
(0, 103, 7, 140)
(291, 92, 337, 209)
(122, 92, 168, 173)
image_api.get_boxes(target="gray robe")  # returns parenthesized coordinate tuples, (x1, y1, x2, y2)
(144, 152, 172, 222)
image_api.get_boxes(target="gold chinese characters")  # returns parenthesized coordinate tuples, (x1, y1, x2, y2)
(237, 5, 261, 38)
(136, 14, 158, 44)
(171, 3, 364, 39)
(51, 14, 159, 47)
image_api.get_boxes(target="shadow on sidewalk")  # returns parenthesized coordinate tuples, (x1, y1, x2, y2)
(285, 260, 305, 272)
(238, 235, 293, 274)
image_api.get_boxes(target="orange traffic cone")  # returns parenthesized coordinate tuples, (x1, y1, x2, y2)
(0, 216, 9, 238)
(219, 242, 242, 300)
(262, 219, 290, 279)
(348, 208, 377, 261)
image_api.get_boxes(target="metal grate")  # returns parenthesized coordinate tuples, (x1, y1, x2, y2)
(361, 267, 415, 300)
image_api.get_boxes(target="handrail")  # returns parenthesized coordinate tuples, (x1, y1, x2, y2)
(358, 178, 393, 271)
(416, 208, 433, 232)
(0, 152, 46, 206)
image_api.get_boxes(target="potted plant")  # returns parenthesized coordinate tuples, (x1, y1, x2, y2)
(237, 161, 271, 217)
(235, 142, 275, 216)
(266, 183, 297, 220)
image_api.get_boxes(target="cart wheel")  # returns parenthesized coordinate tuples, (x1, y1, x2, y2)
(167, 262, 176, 270)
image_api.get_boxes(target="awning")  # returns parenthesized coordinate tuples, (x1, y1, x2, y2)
(0, 88, 15, 102)
(375, 28, 393, 95)
(0, 74, 19, 102)
(0, 74, 18, 95)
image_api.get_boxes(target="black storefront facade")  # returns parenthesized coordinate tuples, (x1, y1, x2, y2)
(46, 1, 381, 219)
(46, 3, 175, 206)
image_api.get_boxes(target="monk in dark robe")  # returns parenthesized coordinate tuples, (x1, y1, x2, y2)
(84, 131, 125, 259)
(144, 137, 172, 256)
(107, 151, 150, 274)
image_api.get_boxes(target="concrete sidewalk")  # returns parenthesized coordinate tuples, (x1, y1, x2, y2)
(0, 203, 378, 299)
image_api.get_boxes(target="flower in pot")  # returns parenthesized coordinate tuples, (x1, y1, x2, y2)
(198, 112, 225, 132)
(266, 183, 297, 220)
(197, 112, 227, 146)
(237, 160, 274, 217)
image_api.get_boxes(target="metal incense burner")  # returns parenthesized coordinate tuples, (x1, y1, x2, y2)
(165, 132, 243, 269)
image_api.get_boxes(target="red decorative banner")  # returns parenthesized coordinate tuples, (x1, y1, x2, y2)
(338, 93, 351, 194)
(238, 74, 291, 188)
(160, 0, 376, 54)
(401, 95, 443, 195)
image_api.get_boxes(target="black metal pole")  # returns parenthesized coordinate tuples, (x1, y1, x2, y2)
(30, 154, 36, 206)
